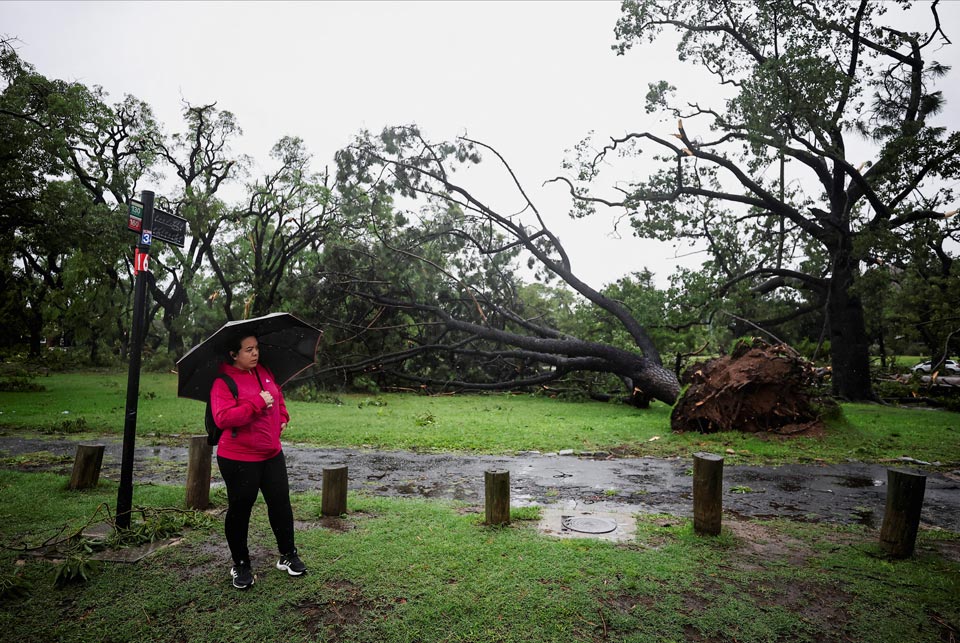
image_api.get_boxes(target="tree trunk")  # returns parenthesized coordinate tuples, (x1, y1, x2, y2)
(631, 362, 681, 406)
(827, 254, 874, 401)
(26, 310, 43, 357)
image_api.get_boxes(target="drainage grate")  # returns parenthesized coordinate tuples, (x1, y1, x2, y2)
(560, 515, 618, 534)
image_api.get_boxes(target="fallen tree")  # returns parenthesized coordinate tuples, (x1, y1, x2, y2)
(325, 126, 681, 406)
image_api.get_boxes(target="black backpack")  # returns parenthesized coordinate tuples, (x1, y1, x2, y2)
(205, 374, 238, 446)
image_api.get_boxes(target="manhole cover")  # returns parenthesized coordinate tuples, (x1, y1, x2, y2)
(561, 516, 618, 534)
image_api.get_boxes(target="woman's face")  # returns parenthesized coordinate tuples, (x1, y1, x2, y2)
(232, 336, 259, 371)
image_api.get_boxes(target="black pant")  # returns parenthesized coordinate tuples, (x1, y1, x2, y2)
(216, 451, 296, 565)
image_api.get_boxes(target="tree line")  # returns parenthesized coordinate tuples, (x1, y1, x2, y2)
(1, 1, 957, 405)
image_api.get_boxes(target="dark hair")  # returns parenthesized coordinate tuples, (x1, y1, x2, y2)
(226, 334, 258, 360)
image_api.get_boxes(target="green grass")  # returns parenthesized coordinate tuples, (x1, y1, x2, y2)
(1, 371, 958, 465)
(1, 372, 959, 641)
(0, 471, 957, 643)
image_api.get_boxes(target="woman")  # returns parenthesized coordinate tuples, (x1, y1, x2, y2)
(210, 333, 306, 590)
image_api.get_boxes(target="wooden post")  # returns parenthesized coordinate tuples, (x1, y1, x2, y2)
(693, 452, 724, 536)
(68, 444, 105, 490)
(484, 469, 510, 526)
(879, 468, 927, 558)
(185, 436, 212, 510)
(321, 466, 349, 516)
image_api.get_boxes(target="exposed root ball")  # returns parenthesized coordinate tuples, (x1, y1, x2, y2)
(671, 340, 828, 434)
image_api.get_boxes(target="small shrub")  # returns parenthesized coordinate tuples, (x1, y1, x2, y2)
(0, 377, 46, 392)
(414, 412, 436, 426)
(142, 352, 176, 373)
(37, 348, 90, 372)
(285, 385, 343, 405)
(40, 416, 89, 434)
(351, 375, 380, 394)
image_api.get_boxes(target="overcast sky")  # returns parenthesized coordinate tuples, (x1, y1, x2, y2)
(2, 1, 958, 288)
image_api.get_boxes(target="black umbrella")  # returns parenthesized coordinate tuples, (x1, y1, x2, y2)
(176, 312, 323, 402)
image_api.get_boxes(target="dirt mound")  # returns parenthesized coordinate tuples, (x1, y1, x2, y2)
(671, 340, 828, 434)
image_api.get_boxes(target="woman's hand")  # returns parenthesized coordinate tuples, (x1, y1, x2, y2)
(259, 390, 274, 408)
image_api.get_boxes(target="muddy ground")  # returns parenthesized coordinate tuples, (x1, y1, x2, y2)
(2, 434, 959, 531)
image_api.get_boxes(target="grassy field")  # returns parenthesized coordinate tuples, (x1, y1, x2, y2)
(1, 371, 959, 465)
(0, 470, 957, 643)
(1, 371, 959, 642)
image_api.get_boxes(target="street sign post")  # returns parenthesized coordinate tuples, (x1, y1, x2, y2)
(116, 194, 190, 530)
(117, 191, 155, 530)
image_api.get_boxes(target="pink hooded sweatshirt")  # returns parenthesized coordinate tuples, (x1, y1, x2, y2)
(210, 363, 290, 462)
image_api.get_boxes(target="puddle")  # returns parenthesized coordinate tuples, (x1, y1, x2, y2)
(834, 476, 884, 488)
(777, 481, 803, 492)
(0, 436, 957, 531)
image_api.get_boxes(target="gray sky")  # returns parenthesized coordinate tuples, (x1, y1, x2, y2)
(2, 1, 958, 288)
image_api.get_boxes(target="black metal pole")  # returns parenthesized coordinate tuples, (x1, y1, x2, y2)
(116, 190, 154, 530)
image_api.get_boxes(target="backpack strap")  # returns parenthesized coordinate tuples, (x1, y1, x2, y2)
(218, 374, 239, 439)
(220, 373, 239, 399)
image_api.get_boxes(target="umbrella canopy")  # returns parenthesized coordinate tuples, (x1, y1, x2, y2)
(176, 312, 322, 402)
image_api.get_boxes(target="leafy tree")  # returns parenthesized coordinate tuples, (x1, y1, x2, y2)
(0, 40, 151, 357)
(860, 216, 960, 366)
(0, 178, 126, 357)
(0, 40, 157, 208)
(39, 181, 128, 363)
(148, 102, 245, 354)
(218, 136, 353, 318)
(564, 0, 959, 400)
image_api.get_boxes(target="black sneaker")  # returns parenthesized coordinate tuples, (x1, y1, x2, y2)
(230, 561, 255, 589)
(276, 549, 307, 576)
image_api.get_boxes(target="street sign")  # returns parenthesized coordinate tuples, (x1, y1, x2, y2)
(127, 199, 187, 247)
(134, 248, 150, 274)
(128, 201, 143, 232)
(153, 208, 187, 247)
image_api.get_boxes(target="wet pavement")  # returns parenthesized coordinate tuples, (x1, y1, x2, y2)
(2, 435, 959, 531)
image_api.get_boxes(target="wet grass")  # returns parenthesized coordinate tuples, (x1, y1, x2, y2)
(2, 373, 957, 641)
(0, 470, 957, 643)
(0, 371, 958, 465)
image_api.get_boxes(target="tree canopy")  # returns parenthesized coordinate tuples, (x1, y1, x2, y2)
(1, 8, 958, 406)
(562, 0, 959, 400)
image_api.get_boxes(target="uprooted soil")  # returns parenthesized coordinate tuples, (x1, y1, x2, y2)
(671, 340, 830, 434)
